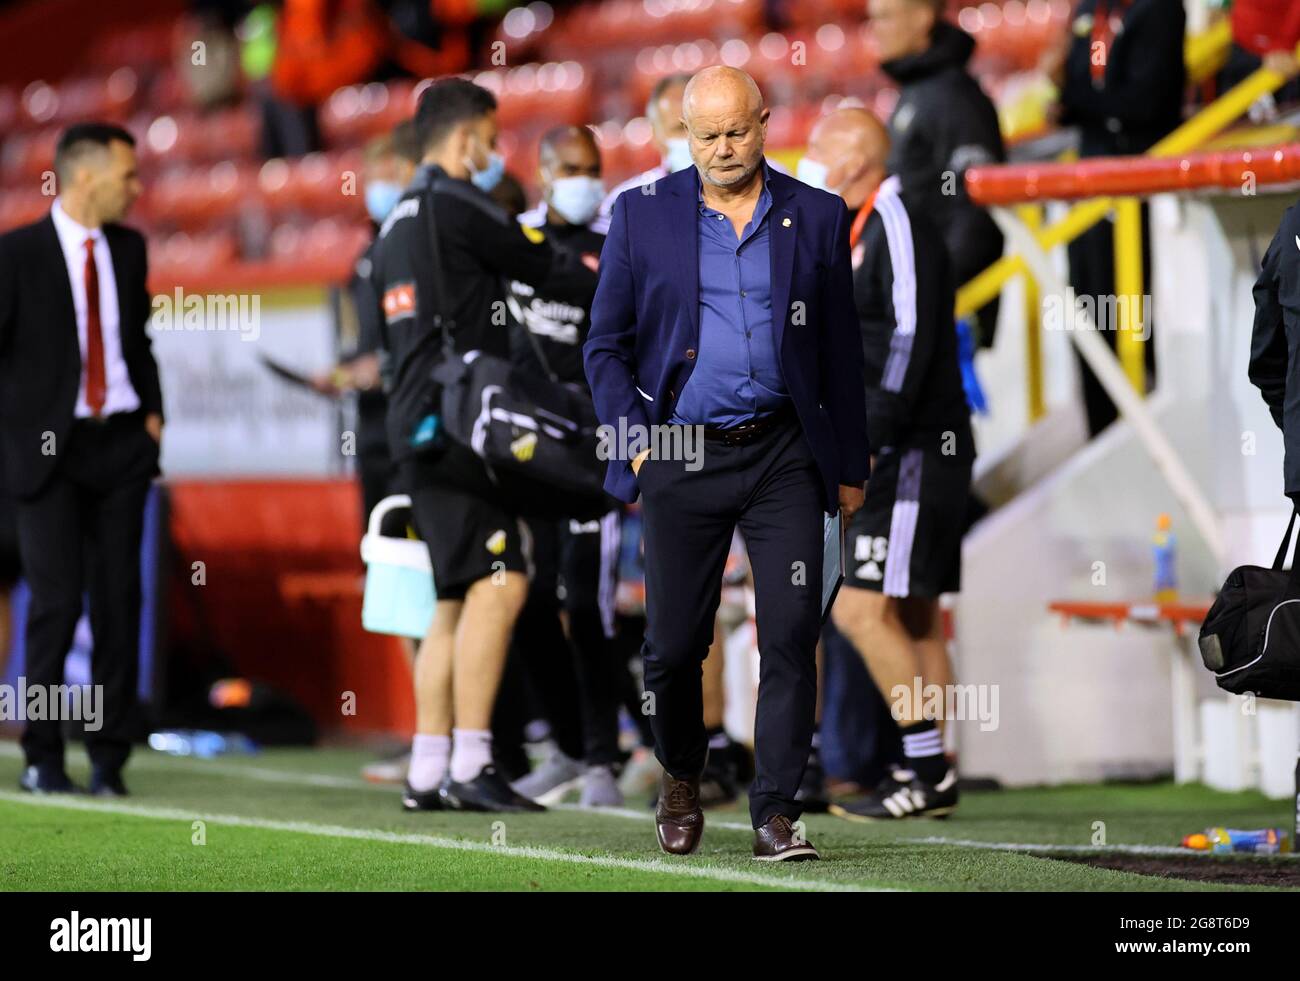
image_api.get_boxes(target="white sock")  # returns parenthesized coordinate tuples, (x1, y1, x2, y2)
(407, 733, 450, 792)
(450, 728, 494, 783)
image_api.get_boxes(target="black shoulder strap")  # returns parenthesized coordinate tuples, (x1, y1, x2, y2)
(514, 285, 559, 383)
(423, 178, 456, 358)
(1272, 506, 1300, 599)
(1273, 507, 1298, 570)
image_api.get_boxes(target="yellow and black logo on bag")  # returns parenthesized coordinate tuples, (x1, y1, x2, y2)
(510, 432, 537, 462)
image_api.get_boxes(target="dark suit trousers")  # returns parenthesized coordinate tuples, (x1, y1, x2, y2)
(16, 413, 157, 773)
(638, 415, 823, 828)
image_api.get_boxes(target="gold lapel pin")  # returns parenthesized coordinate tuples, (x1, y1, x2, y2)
(782, 217, 791, 227)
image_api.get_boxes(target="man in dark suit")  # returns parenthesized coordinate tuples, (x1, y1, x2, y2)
(0, 122, 163, 796)
(584, 67, 868, 860)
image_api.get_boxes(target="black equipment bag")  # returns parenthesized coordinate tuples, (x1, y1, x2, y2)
(420, 179, 608, 516)
(1198, 507, 1300, 701)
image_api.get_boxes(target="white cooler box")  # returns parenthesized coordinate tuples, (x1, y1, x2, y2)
(360, 495, 435, 638)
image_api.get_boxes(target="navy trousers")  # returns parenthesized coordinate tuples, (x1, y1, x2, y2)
(637, 415, 823, 828)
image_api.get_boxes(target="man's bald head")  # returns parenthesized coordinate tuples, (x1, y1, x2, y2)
(681, 66, 769, 191)
(804, 107, 891, 208)
(682, 66, 764, 121)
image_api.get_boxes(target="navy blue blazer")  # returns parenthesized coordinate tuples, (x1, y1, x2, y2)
(583, 165, 869, 512)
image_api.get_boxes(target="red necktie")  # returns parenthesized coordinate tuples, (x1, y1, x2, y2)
(83, 237, 106, 416)
(1090, 0, 1130, 86)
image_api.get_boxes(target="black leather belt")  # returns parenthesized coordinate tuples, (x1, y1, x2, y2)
(74, 410, 140, 429)
(701, 404, 793, 446)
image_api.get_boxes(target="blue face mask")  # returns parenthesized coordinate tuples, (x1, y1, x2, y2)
(547, 175, 605, 226)
(467, 149, 506, 193)
(365, 180, 403, 223)
(664, 137, 693, 174)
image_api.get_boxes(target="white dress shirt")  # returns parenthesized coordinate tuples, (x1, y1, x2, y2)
(50, 199, 141, 418)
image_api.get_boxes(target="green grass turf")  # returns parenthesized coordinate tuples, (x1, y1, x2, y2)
(0, 741, 1296, 892)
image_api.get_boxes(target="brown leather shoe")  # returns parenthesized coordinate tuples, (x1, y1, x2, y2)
(655, 772, 704, 855)
(753, 815, 820, 861)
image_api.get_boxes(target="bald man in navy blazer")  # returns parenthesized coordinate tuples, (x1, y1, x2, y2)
(584, 67, 868, 861)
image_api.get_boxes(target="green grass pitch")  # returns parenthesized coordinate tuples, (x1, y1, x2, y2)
(0, 742, 1296, 892)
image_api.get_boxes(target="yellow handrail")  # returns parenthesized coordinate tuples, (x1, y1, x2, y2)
(1186, 17, 1232, 85)
(955, 43, 1300, 321)
(1017, 204, 1046, 422)
(1112, 197, 1145, 391)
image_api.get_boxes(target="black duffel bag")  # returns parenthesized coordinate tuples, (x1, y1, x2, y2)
(1198, 507, 1300, 700)
(431, 349, 607, 501)
(420, 178, 608, 519)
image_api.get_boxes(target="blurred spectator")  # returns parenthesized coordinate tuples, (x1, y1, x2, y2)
(1050, 0, 1185, 435)
(177, 8, 242, 110)
(870, 0, 1006, 348)
(265, 0, 391, 157)
(592, 73, 693, 235)
(1220, 0, 1300, 107)
(378, 0, 473, 78)
(192, 0, 254, 29)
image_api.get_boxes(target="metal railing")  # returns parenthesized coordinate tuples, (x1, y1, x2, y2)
(959, 42, 1300, 421)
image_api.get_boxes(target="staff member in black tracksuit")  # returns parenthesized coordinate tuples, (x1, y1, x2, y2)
(799, 108, 974, 822)
(369, 78, 599, 814)
(871, 0, 1006, 348)
(494, 126, 629, 809)
(1047, 0, 1185, 435)
(1249, 201, 1300, 505)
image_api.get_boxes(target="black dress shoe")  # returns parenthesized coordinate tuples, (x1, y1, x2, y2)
(19, 765, 79, 794)
(438, 765, 545, 813)
(401, 782, 443, 812)
(88, 768, 128, 798)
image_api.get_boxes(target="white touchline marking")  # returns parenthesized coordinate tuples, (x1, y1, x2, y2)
(0, 740, 379, 791)
(0, 741, 759, 829)
(906, 835, 1300, 859)
(0, 791, 893, 893)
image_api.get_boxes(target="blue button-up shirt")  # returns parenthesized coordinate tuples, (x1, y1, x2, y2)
(670, 166, 789, 427)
